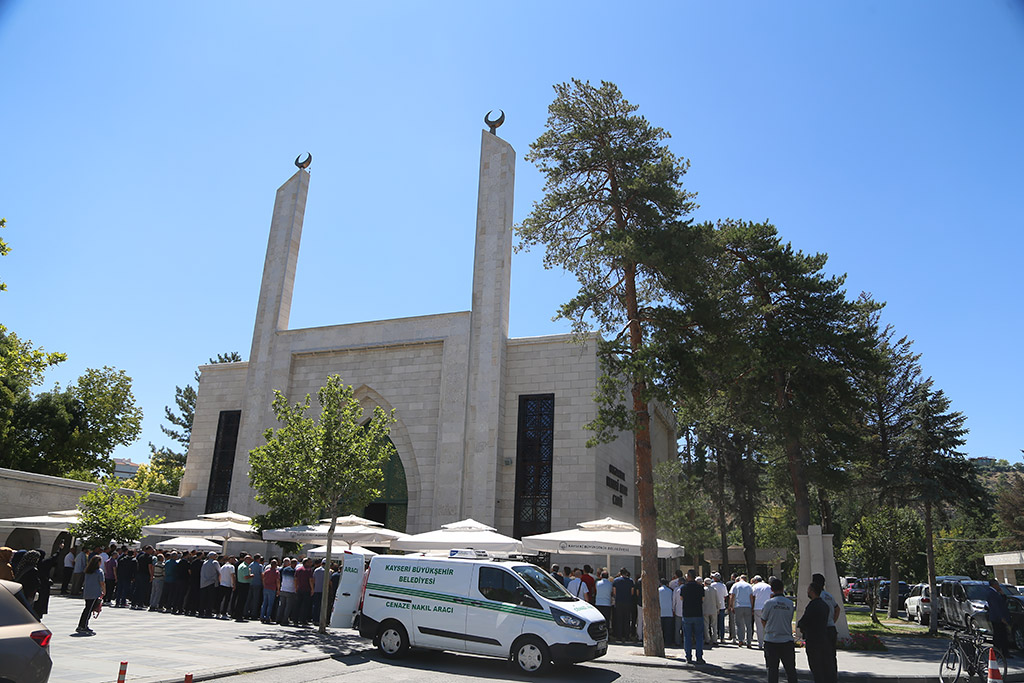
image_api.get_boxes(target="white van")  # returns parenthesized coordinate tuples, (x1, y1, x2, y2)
(358, 551, 608, 674)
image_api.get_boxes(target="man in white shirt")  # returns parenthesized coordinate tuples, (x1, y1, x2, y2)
(703, 578, 720, 647)
(672, 577, 684, 646)
(595, 571, 613, 626)
(729, 574, 754, 647)
(61, 546, 76, 595)
(761, 577, 797, 683)
(711, 573, 728, 643)
(658, 578, 675, 647)
(752, 575, 774, 648)
(567, 568, 589, 601)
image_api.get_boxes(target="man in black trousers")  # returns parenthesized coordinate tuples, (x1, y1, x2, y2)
(797, 581, 836, 683)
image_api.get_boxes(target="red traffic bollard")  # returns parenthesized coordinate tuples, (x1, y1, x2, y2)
(184, 675, 193, 683)
(117, 661, 128, 683)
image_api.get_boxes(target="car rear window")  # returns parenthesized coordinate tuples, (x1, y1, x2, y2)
(0, 582, 39, 625)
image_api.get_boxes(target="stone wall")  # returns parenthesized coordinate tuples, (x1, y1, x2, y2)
(0, 467, 184, 550)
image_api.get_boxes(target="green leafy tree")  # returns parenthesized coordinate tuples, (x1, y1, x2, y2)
(515, 79, 698, 657)
(838, 506, 924, 621)
(898, 383, 985, 634)
(125, 454, 184, 495)
(1, 365, 143, 477)
(0, 324, 67, 449)
(68, 480, 163, 549)
(995, 472, 1024, 546)
(653, 458, 716, 569)
(249, 374, 396, 634)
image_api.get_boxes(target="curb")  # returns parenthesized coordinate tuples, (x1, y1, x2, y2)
(143, 653, 336, 683)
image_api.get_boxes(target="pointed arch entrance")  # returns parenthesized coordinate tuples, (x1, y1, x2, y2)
(362, 439, 408, 533)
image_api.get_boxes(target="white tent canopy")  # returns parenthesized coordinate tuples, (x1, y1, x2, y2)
(142, 511, 260, 541)
(521, 517, 683, 558)
(390, 518, 524, 554)
(0, 509, 81, 530)
(305, 544, 378, 559)
(155, 536, 223, 552)
(319, 515, 382, 527)
(262, 523, 406, 547)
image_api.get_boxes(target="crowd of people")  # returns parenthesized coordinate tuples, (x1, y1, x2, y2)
(2, 543, 844, 681)
(2, 544, 347, 637)
(548, 563, 840, 682)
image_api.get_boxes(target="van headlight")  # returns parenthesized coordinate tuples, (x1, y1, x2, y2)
(551, 607, 585, 629)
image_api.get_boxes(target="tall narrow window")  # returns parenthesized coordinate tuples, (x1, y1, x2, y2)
(205, 410, 241, 514)
(514, 394, 554, 538)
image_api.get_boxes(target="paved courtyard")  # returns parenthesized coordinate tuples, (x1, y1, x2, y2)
(39, 594, 1024, 683)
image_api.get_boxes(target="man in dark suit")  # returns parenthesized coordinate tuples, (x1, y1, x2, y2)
(797, 582, 836, 683)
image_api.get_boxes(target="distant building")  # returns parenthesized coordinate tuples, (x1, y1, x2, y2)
(112, 458, 141, 480)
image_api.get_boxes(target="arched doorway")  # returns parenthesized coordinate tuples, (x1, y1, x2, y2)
(362, 442, 408, 533)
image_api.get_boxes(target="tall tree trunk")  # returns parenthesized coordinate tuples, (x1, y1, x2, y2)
(925, 500, 939, 635)
(817, 489, 833, 535)
(888, 553, 899, 619)
(774, 370, 810, 533)
(623, 261, 664, 657)
(320, 501, 338, 634)
(716, 450, 730, 580)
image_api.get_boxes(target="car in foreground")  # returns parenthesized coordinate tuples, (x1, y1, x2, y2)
(0, 578, 52, 683)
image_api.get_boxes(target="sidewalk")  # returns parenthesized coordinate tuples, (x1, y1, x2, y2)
(39, 595, 1024, 683)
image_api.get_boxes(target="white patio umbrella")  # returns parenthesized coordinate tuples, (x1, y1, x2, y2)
(305, 544, 378, 559)
(390, 518, 524, 554)
(155, 536, 223, 552)
(521, 517, 683, 561)
(319, 515, 382, 527)
(0, 509, 81, 530)
(141, 511, 260, 541)
(262, 523, 407, 547)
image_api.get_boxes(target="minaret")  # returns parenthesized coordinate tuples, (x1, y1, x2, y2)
(461, 116, 515, 524)
(229, 161, 311, 515)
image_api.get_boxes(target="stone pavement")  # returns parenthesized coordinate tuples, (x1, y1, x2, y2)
(39, 595, 1024, 683)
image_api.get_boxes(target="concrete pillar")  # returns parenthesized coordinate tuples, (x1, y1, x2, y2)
(458, 129, 515, 525)
(797, 525, 850, 641)
(229, 168, 310, 515)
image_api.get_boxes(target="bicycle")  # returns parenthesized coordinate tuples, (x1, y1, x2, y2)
(939, 630, 1008, 683)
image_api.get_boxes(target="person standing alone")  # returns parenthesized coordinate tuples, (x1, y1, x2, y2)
(797, 582, 836, 683)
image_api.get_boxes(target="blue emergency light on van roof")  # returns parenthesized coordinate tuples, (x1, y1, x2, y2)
(449, 549, 491, 559)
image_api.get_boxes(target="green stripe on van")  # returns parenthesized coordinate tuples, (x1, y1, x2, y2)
(365, 582, 555, 621)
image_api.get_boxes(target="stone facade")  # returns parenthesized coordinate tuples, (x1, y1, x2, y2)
(179, 127, 675, 545)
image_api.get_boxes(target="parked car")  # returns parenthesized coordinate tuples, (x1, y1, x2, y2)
(970, 592, 1024, 650)
(846, 579, 870, 604)
(938, 580, 1008, 631)
(876, 581, 911, 610)
(0, 578, 52, 683)
(905, 583, 931, 625)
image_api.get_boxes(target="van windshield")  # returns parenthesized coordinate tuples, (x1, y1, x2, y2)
(513, 565, 575, 601)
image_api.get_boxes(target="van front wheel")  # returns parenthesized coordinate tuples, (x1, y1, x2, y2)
(377, 620, 409, 658)
(512, 636, 550, 675)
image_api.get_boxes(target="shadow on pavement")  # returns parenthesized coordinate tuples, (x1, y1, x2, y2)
(356, 648, 622, 682)
(237, 627, 367, 656)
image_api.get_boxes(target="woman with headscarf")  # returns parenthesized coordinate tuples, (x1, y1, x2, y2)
(34, 547, 58, 619)
(14, 550, 42, 616)
(0, 547, 14, 581)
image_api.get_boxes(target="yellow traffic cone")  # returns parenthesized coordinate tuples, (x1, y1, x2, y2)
(988, 647, 1002, 683)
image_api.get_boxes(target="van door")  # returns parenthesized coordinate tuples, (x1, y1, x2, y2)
(405, 561, 472, 651)
(464, 565, 533, 656)
(329, 551, 365, 628)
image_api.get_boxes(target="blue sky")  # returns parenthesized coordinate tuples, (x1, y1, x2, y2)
(2, 1, 1022, 464)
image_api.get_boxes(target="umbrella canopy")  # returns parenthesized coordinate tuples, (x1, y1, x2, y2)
(155, 536, 223, 552)
(141, 516, 260, 541)
(305, 544, 378, 559)
(0, 510, 81, 530)
(197, 511, 252, 524)
(262, 523, 407, 546)
(390, 518, 524, 553)
(319, 515, 382, 527)
(521, 517, 683, 558)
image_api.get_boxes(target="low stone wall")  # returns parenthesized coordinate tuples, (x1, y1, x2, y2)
(0, 467, 184, 550)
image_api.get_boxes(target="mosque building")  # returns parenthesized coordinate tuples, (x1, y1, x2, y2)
(177, 120, 676, 539)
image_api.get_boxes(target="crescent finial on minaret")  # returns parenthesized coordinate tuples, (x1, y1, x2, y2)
(484, 110, 505, 135)
(295, 153, 312, 170)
